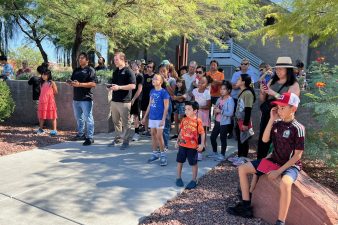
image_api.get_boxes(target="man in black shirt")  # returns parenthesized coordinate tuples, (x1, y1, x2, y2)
(140, 60, 156, 136)
(69, 52, 97, 146)
(108, 52, 136, 149)
(95, 56, 107, 71)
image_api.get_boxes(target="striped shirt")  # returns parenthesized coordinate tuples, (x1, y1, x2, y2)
(270, 119, 305, 170)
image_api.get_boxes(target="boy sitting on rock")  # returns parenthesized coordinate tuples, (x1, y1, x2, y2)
(227, 92, 305, 225)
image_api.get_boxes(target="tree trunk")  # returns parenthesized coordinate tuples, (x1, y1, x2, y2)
(71, 21, 87, 70)
(35, 39, 48, 63)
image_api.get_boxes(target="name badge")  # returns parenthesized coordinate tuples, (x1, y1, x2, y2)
(283, 130, 290, 138)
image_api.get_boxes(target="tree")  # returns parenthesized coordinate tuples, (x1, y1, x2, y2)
(8, 46, 43, 70)
(0, 0, 49, 62)
(38, 0, 262, 69)
(257, 0, 338, 47)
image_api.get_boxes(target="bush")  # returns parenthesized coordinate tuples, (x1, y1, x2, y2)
(0, 81, 15, 121)
(302, 60, 338, 169)
(96, 70, 112, 83)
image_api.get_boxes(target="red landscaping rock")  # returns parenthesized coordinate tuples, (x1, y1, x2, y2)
(252, 171, 338, 225)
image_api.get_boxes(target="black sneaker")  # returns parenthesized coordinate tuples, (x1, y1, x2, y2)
(227, 202, 253, 218)
(170, 134, 178, 140)
(72, 134, 86, 141)
(83, 138, 94, 146)
(275, 220, 285, 225)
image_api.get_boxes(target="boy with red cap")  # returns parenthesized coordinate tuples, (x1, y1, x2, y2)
(227, 92, 305, 225)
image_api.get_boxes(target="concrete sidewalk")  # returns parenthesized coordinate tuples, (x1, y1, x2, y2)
(0, 133, 237, 225)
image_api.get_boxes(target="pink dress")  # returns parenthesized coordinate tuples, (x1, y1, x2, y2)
(192, 88, 211, 127)
(38, 82, 57, 119)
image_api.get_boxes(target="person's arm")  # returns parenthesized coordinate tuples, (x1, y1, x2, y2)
(268, 150, 303, 180)
(288, 82, 301, 97)
(160, 99, 169, 126)
(262, 107, 280, 143)
(141, 97, 152, 124)
(51, 81, 58, 94)
(131, 83, 143, 105)
(72, 81, 96, 88)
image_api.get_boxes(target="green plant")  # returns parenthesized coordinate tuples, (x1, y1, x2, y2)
(96, 70, 112, 84)
(51, 71, 72, 82)
(0, 81, 15, 121)
(302, 60, 338, 170)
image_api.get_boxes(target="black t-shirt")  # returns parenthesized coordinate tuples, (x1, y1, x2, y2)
(95, 65, 107, 71)
(132, 73, 144, 98)
(111, 67, 136, 102)
(27, 76, 41, 100)
(71, 66, 97, 101)
(142, 73, 155, 101)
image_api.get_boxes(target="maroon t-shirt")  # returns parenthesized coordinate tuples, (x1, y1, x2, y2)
(270, 119, 305, 170)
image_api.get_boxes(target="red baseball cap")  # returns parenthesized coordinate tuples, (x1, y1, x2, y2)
(271, 92, 300, 107)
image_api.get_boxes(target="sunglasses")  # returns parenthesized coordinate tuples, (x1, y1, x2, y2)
(241, 63, 249, 66)
(196, 71, 203, 74)
(259, 68, 264, 72)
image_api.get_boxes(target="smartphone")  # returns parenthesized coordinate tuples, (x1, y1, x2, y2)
(66, 79, 73, 84)
(106, 83, 113, 88)
(261, 80, 268, 90)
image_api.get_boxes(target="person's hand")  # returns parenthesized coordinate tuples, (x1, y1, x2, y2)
(111, 84, 119, 91)
(196, 144, 204, 152)
(72, 80, 81, 87)
(264, 87, 277, 97)
(268, 170, 281, 180)
(175, 142, 179, 149)
(141, 118, 146, 125)
(242, 125, 248, 131)
(270, 107, 280, 121)
(159, 119, 165, 127)
(131, 98, 135, 106)
(214, 107, 220, 114)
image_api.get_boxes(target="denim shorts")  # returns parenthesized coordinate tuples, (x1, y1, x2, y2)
(251, 159, 300, 182)
(174, 103, 185, 115)
(176, 146, 198, 166)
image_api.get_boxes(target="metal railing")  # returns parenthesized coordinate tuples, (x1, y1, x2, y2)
(209, 39, 263, 69)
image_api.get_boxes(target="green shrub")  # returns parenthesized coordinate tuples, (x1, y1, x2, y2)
(0, 81, 15, 121)
(302, 61, 338, 170)
(96, 70, 112, 83)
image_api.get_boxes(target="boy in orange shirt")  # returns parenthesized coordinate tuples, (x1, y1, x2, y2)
(175, 101, 205, 189)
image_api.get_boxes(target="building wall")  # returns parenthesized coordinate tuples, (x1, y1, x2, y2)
(6, 80, 114, 133)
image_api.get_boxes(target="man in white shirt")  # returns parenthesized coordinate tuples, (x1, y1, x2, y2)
(182, 61, 197, 101)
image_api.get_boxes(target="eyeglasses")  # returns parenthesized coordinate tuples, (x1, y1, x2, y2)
(259, 68, 264, 72)
(196, 71, 203, 74)
(241, 63, 249, 66)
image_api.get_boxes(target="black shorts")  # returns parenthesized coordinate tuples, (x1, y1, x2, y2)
(130, 99, 140, 116)
(176, 146, 198, 166)
(140, 97, 150, 112)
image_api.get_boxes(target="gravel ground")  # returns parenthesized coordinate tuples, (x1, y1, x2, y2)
(0, 124, 75, 156)
(139, 161, 270, 225)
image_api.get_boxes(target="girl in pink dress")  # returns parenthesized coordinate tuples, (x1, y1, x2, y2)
(35, 69, 58, 136)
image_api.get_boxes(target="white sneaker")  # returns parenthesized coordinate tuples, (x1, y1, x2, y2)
(232, 157, 246, 166)
(227, 156, 239, 162)
(214, 154, 225, 162)
(132, 133, 140, 141)
(206, 152, 217, 158)
(197, 153, 203, 161)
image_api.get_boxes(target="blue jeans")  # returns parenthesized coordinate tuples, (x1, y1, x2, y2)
(73, 100, 94, 139)
(163, 100, 172, 148)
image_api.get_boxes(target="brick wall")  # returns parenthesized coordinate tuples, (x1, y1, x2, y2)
(6, 80, 114, 133)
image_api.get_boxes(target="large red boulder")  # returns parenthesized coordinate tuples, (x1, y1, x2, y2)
(251, 171, 338, 225)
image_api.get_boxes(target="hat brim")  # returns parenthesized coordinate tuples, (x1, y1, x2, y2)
(271, 101, 289, 106)
(273, 65, 296, 69)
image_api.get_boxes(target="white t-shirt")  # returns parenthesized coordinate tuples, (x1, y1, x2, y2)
(192, 88, 211, 107)
(182, 73, 196, 100)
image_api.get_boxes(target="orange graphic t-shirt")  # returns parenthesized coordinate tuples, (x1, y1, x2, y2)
(206, 71, 225, 97)
(179, 116, 205, 149)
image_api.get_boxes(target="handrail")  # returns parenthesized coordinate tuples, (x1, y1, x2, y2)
(208, 39, 263, 69)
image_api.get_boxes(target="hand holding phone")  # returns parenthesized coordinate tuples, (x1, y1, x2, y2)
(66, 79, 73, 84)
(106, 83, 114, 88)
(261, 80, 268, 90)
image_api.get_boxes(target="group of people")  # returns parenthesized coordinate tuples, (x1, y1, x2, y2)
(0, 55, 32, 80)
(19, 51, 304, 225)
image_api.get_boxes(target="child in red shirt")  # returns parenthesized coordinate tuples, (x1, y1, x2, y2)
(175, 101, 205, 190)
